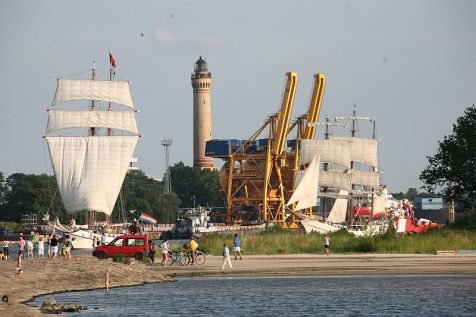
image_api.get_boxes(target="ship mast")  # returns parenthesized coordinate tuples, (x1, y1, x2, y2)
(87, 61, 97, 227)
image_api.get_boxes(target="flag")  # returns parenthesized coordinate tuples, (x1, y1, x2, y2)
(138, 212, 157, 225)
(109, 52, 116, 67)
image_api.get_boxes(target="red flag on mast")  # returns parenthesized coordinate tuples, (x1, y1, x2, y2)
(109, 52, 116, 67)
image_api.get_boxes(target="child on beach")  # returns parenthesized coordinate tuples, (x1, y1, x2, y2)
(15, 258, 22, 278)
(104, 272, 110, 292)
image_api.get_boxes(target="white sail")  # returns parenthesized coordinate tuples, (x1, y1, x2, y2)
(287, 154, 320, 211)
(327, 190, 348, 223)
(46, 136, 139, 215)
(300, 139, 351, 168)
(330, 136, 378, 168)
(46, 110, 138, 134)
(52, 79, 135, 109)
(372, 192, 386, 213)
(350, 170, 380, 188)
(319, 170, 352, 191)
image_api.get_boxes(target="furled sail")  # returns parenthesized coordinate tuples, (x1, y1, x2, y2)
(319, 170, 352, 191)
(46, 136, 139, 215)
(330, 136, 378, 168)
(52, 79, 135, 109)
(327, 190, 348, 223)
(46, 110, 138, 134)
(300, 139, 351, 168)
(287, 154, 320, 211)
(350, 170, 380, 188)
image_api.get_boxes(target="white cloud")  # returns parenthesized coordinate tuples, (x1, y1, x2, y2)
(154, 29, 175, 45)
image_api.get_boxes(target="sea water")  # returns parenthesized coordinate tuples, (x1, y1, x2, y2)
(30, 275, 476, 316)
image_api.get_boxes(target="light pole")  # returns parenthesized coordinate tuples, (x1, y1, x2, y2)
(161, 139, 172, 194)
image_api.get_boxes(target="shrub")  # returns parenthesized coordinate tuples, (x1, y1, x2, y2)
(112, 254, 130, 265)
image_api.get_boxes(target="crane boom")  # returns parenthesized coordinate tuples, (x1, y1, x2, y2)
(303, 73, 326, 140)
(273, 72, 297, 155)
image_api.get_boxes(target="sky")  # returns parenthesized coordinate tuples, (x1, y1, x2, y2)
(0, 0, 475, 193)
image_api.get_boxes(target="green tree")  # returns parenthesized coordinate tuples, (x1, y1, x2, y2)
(0, 172, 5, 205)
(113, 169, 180, 224)
(0, 173, 66, 223)
(420, 105, 476, 210)
(170, 162, 224, 208)
(405, 188, 419, 201)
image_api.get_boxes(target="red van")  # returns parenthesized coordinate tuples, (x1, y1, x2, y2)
(93, 235, 149, 260)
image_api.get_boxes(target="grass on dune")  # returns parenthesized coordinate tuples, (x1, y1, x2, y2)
(198, 225, 476, 256)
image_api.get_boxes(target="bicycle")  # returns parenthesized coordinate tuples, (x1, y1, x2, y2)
(184, 250, 206, 265)
(166, 251, 188, 266)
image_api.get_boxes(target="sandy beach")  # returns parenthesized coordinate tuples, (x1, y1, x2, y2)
(0, 253, 475, 316)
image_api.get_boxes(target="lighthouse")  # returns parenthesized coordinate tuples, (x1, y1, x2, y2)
(191, 56, 214, 169)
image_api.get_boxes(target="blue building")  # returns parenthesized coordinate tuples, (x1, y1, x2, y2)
(414, 197, 445, 210)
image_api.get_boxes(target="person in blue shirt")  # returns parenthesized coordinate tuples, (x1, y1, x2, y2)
(233, 234, 242, 260)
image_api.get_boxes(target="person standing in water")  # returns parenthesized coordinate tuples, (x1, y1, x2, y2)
(104, 272, 110, 292)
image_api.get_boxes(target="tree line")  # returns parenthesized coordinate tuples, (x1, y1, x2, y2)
(1, 105, 474, 225)
(0, 163, 224, 225)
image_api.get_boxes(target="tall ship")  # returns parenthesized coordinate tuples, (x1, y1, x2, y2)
(44, 54, 140, 248)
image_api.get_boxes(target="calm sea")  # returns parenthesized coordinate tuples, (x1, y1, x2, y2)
(30, 275, 476, 316)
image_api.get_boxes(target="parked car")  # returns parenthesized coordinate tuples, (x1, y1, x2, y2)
(92, 235, 149, 260)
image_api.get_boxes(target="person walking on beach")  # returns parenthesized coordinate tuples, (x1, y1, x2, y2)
(18, 236, 25, 259)
(189, 237, 198, 265)
(160, 239, 169, 266)
(38, 237, 45, 258)
(233, 234, 242, 260)
(50, 235, 59, 258)
(2, 240, 10, 260)
(15, 258, 23, 278)
(104, 272, 110, 292)
(324, 234, 332, 255)
(148, 240, 156, 264)
(221, 243, 233, 269)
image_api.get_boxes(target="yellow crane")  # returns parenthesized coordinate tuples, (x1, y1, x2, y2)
(288, 74, 326, 223)
(213, 72, 325, 226)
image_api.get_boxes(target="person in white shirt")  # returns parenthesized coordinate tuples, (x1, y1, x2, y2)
(26, 239, 34, 260)
(2, 240, 10, 260)
(221, 243, 233, 270)
(160, 239, 169, 266)
(101, 233, 107, 245)
(37, 237, 45, 258)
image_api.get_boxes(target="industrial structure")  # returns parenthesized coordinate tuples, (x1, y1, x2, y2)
(191, 57, 214, 170)
(206, 72, 326, 225)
